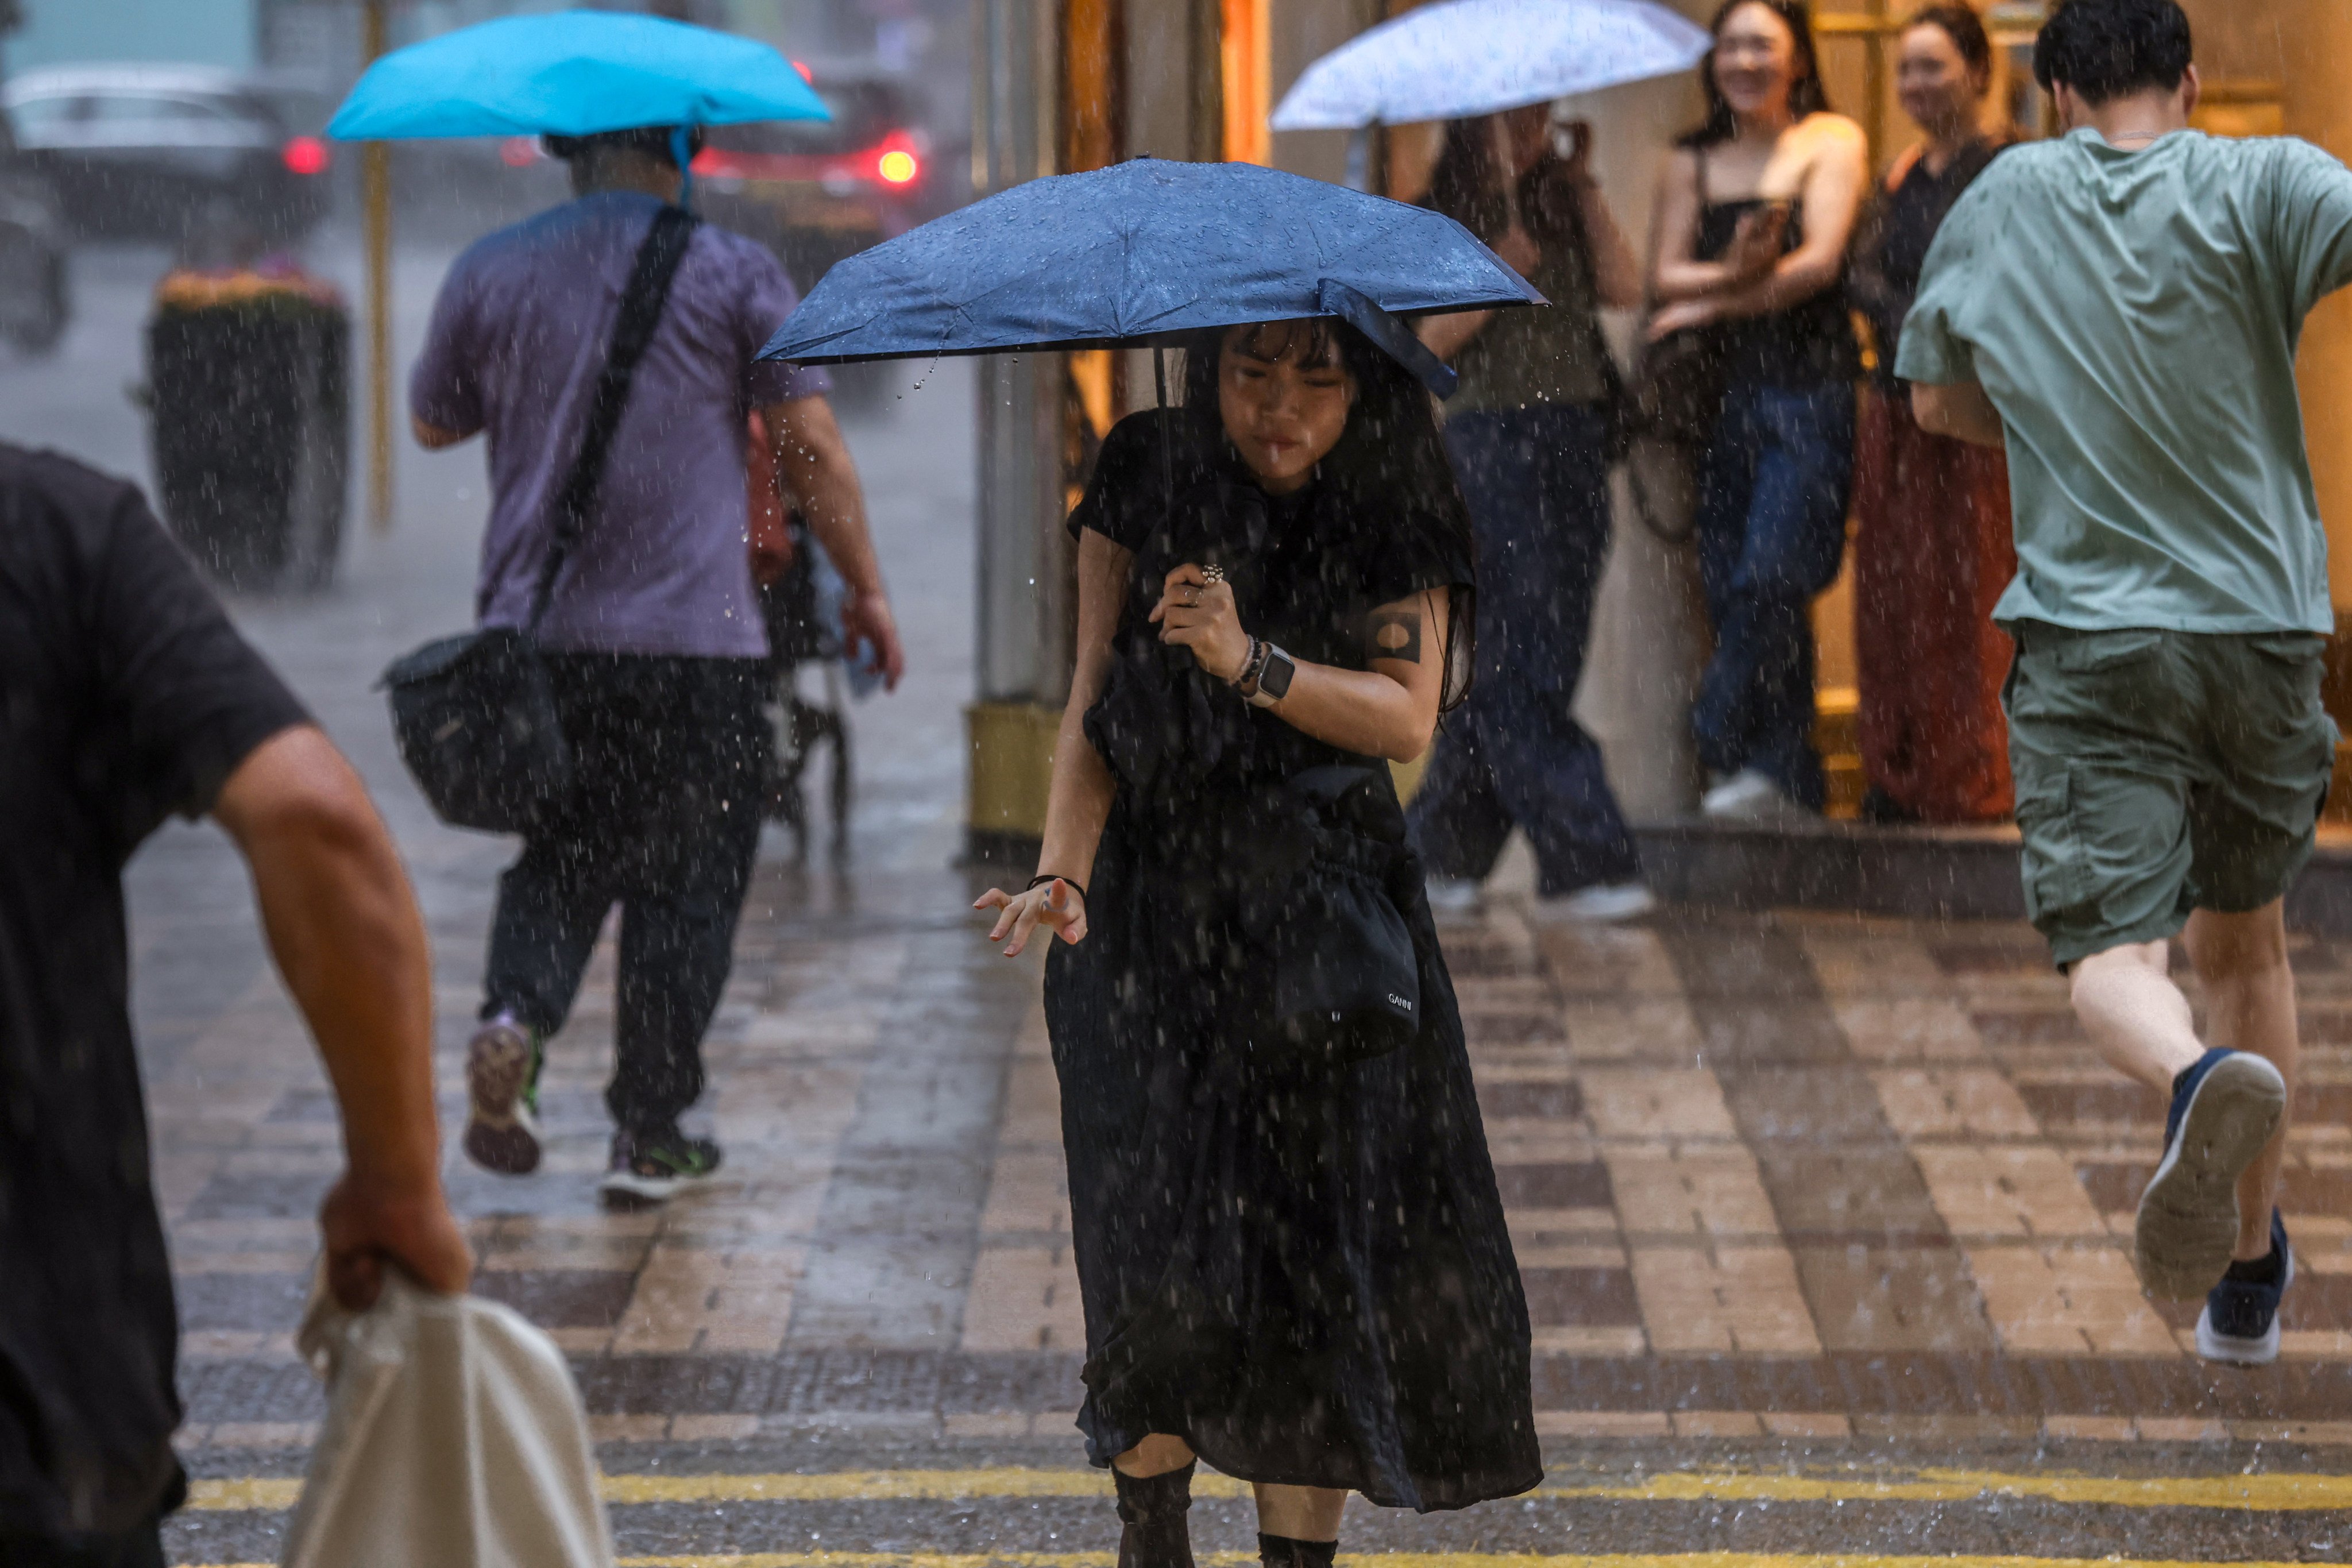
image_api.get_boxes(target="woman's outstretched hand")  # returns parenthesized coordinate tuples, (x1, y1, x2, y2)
(975, 876, 1088, 957)
(1150, 563, 1251, 681)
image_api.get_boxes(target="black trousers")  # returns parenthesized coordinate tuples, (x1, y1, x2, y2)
(0, 1524, 165, 1567)
(482, 653, 768, 1136)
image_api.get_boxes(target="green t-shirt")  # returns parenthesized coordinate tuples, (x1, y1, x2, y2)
(1897, 129, 2352, 634)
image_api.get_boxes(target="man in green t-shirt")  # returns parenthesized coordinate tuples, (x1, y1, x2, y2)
(1898, 0, 2352, 1366)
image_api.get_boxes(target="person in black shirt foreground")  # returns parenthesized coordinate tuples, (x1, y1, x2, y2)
(975, 321, 1539, 1568)
(0, 443, 472, 1564)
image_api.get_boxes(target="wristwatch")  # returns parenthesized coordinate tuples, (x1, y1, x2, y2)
(1246, 643, 1296, 708)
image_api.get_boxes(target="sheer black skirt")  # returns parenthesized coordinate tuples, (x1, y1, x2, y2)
(1042, 793, 1540, 1512)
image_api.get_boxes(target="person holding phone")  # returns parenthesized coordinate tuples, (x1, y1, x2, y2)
(1648, 0, 1868, 820)
(1408, 107, 1654, 922)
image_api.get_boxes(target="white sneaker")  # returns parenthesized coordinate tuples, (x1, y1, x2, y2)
(1701, 768, 1810, 822)
(1536, 881, 1657, 924)
(1424, 875, 1484, 916)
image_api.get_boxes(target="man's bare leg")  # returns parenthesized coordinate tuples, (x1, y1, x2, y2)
(2181, 902, 2297, 1261)
(2071, 912, 2289, 1298)
(2070, 937, 2200, 1092)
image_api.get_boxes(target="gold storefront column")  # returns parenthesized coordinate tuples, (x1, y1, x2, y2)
(2284, 0, 2352, 616)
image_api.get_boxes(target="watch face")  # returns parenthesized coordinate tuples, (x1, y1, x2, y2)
(1261, 648, 1296, 700)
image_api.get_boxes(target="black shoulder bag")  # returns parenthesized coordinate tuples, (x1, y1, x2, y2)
(380, 205, 697, 833)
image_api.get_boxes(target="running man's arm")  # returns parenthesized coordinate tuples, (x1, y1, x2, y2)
(211, 727, 473, 1310)
(2265, 138, 2352, 318)
(1913, 380, 2005, 449)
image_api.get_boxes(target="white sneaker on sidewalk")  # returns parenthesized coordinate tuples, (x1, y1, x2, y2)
(1424, 875, 1484, 916)
(1535, 881, 1657, 924)
(1701, 768, 1810, 822)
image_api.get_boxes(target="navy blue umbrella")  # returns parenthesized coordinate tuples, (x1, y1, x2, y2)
(756, 157, 1543, 399)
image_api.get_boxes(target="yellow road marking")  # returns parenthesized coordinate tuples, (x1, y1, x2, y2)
(596, 1558, 2344, 1568)
(173, 1555, 2335, 1568)
(177, 1464, 2352, 1515)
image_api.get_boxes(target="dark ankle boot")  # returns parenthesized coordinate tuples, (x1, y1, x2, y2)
(1259, 1533, 1339, 1568)
(1114, 1462, 1196, 1568)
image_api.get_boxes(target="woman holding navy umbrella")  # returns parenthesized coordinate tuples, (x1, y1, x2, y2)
(975, 316, 1540, 1566)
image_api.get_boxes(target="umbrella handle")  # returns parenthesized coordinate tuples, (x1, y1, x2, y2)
(673, 124, 697, 213)
(1489, 114, 1522, 238)
(1154, 346, 1176, 502)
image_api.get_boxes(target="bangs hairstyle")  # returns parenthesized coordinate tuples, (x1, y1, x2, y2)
(1178, 318, 1479, 712)
(1680, 0, 1832, 148)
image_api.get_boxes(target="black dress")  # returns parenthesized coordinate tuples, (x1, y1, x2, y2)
(1044, 409, 1541, 1512)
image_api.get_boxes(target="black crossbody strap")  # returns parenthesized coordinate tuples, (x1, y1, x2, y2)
(524, 203, 700, 639)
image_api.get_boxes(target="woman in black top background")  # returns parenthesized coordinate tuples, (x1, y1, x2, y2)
(974, 319, 1538, 1568)
(1647, 0, 1867, 821)
(1849, 4, 2019, 825)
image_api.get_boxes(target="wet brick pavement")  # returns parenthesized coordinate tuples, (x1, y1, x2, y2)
(145, 875, 2352, 1564)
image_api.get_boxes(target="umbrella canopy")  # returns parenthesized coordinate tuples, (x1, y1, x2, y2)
(755, 157, 1541, 399)
(1270, 0, 1709, 131)
(325, 10, 828, 141)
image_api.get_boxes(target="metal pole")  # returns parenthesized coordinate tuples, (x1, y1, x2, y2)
(362, 0, 393, 534)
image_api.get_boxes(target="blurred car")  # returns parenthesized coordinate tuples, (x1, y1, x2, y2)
(2, 65, 333, 243)
(693, 71, 933, 293)
(0, 102, 69, 354)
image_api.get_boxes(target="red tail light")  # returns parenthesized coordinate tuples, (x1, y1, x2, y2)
(689, 130, 926, 191)
(282, 136, 330, 176)
(499, 136, 540, 168)
(874, 131, 921, 187)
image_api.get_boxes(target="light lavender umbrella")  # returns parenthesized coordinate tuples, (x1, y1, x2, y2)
(1273, 0, 1710, 185)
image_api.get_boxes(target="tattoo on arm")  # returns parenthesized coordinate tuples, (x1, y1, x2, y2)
(1369, 610, 1424, 665)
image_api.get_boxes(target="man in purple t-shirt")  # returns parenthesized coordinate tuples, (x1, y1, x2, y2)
(411, 125, 903, 1207)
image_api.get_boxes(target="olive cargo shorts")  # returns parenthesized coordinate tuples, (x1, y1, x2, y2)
(2005, 623, 2338, 967)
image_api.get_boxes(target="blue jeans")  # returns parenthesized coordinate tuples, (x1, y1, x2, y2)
(1409, 404, 1640, 895)
(1691, 380, 1856, 810)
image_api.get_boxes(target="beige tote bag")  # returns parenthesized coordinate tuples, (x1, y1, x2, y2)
(281, 1271, 614, 1568)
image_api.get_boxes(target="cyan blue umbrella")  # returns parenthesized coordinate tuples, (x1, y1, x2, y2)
(756, 157, 1542, 399)
(325, 10, 828, 141)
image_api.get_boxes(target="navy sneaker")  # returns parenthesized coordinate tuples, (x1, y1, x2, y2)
(2197, 1210, 2294, 1366)
(598, 1126, 724, 1208)
(462, 1014, 543, 1175)
(2134, 1048, 2287, 1300)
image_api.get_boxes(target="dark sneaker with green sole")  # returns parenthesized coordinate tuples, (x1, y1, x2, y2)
(598, 1126, 724, 1208)
(462, 1015, 542, 1175)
